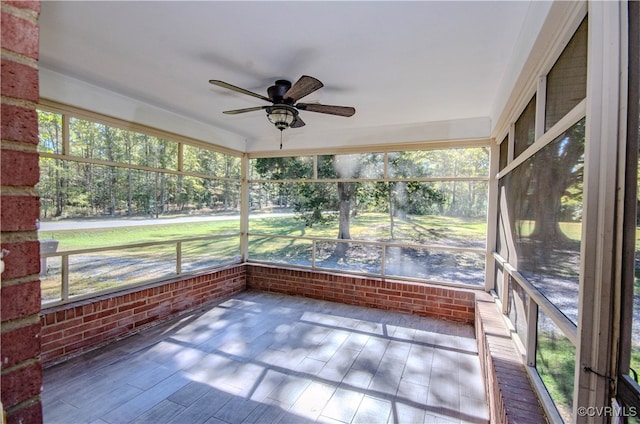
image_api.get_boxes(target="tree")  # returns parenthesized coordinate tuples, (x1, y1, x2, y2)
(253, 153, 448, 249)
(38, 110, 241, 220)
(253, 156, 356, 255)
(527, 120, 585, 244)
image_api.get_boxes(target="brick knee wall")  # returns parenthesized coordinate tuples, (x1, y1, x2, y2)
(475, 292, 547, 423)
(246, 264, 476, 324)
(40, 264, 476, 368)
(0, 1, 43, 422)
(40, 266, 246, 366)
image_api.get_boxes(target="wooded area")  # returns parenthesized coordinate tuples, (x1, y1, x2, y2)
(251, 149, 489, 245)
(39, 110, 490, 233)
(38, 111, 242, 219)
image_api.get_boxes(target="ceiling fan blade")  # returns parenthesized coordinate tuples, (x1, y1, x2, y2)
(290, 115, 306, 128)
(223, 106, 268, 115)
(296, 103, 356, 117)
(284, 75, 324, 102)
(209, 80, 271, 102)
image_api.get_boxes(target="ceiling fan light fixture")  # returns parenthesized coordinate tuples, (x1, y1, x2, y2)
(267, 106, 297, 131)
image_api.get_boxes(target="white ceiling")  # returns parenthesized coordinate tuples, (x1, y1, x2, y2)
(39, 1, 540, 152)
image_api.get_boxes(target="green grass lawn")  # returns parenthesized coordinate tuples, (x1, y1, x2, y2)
(516, 220, 582, 241)
(536, 334, 575, 422)
(38, 220, 241, 251)
(248, 213, 487, 246)
(39, 213, 489, 252)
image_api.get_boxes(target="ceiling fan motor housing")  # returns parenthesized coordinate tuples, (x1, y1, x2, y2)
(268, 80, 293, 104)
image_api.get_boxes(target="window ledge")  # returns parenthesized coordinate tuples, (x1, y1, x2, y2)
(475, 292, 547, 423)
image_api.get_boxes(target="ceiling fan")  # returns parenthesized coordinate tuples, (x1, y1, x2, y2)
(209, 75, 356, 147)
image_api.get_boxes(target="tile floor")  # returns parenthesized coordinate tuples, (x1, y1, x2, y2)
(42, 291, 489, 424)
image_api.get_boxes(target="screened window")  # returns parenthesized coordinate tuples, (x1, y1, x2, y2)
(492, 11, 587, 421)
(545, 18, 588, 131)
(498, 135, 509, 171)
(249, 147, 489, 286)
(504, 119, 585, 325)
(37, 108, 242, 305)
(513, 96, 537, 158)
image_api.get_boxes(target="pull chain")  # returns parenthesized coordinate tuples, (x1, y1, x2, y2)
(280, 130, 283, 149)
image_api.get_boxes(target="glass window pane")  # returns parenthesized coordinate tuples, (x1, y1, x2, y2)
(37, 160, 239, 232)
(180, 177, 241, 214)
(38, 110, 63, 154)
(514, 96, 537, 158)
(249, 156, 313, 180)
(494, 263, 504, 300)
(68, 247, 176, 298)
(389, 147, 489, 179)
(496, 180, 511, 260)
(385, 246, 484, 285)
(505, 119, 585, 325)
(315, 241, 382, 274)
(387, 181, 488, 249)
(40, 256, 62, 303)
(181, 237, 240, 272)
(249, 182, 305, 215)
(69, 118, 178, 170)
(537, 308, 575, 423)
(508, 277, 529, 347)
(183, 145, 240, 178)
(317, 153, 384, 179)
(248, 235, 313, 266)
(545, 18, 588, 131)
(499, 135, 509, 171)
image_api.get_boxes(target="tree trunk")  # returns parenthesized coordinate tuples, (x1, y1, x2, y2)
(334, 182, 354, 257)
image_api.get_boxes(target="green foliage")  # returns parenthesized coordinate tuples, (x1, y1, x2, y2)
(250, 150, 490, 237)
(253, 156, 312, 180)
(293, 182, 339, 227)
(536, 331, 575, 421)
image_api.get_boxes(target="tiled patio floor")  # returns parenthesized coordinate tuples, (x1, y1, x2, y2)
(42, 291, 489, 424)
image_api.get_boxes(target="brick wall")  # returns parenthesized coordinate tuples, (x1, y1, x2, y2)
(475, 292, 546, 423)
(40, 266, 246, 365)
(246, 264, 476, 324)
(0, 1, 43, 422)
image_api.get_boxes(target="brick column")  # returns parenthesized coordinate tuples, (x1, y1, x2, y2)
(1, 1, 43, 423)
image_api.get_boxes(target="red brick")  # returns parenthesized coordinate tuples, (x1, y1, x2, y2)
(45, 316, 83, 334)
(0, 279, 40, 320)
(1, 59, 38, 102)
(5, 398, 42, 424)
(0, 12, 38, 59)
(5, 1, 40, 12)
(83, 322, 117, 339)
(1, 322, 40, 369)
(0, 195, 38, 231)
(40, 329, 62, 346)
(0, 103, 38, 144)
(42, 332, 83, 353)
(1, 149, 39, 187)
(0, 360, 41, 407)
(118, 300, 146, 312)
(40, 347, 63, 363)
(0, 240, 39, 279)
